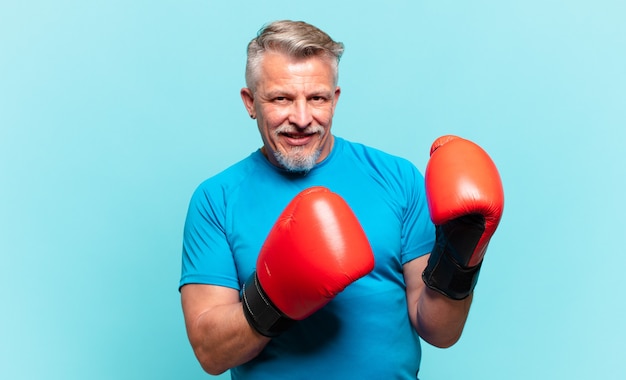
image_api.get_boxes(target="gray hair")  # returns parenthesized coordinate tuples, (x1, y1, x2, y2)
(245, 20, 345, 91)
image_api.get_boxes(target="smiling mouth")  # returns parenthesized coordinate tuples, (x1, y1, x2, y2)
(282, 131, 316, 139)
(281, 132, 316, 146)
(276, 126, 324, 146)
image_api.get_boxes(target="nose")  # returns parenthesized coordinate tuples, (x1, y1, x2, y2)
(288, 99, 313, 128)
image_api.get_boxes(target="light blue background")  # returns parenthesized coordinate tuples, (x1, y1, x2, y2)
(2, 1, 624, 379)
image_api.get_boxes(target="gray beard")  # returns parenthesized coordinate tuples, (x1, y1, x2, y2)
(272, 125, 325, 173)
(274, 145, 321, 173)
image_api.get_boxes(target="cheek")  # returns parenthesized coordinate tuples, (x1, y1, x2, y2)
(261, 108, 288, 127)
(313, 109, 334, 126)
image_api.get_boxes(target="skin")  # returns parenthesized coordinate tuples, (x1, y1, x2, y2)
(181, 51, 473, 375)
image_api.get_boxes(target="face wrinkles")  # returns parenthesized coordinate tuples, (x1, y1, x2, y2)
(242, 52, 340, 173)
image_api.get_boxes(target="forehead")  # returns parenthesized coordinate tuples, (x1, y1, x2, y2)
(257, 52, 336, 89)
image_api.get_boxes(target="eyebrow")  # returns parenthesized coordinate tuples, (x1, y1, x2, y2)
(263, 88, 333, 99)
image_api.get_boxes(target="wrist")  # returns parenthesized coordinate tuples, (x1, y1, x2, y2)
(241, 272, 295, 337)
(422, 228, 482, 300)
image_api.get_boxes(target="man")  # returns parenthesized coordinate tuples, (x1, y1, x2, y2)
(179, 20, 503, 379)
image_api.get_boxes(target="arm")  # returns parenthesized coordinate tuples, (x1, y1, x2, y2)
(404, 255, 472, 348)
(180, 284, 270, 375)
(406, 135, 503, 347)
(181, 187, 374, 374)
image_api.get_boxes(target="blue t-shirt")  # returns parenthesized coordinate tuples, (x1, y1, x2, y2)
(180, 136, 435, 379)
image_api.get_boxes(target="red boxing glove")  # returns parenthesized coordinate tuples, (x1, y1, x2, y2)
(422, 135, 504, 300)
(242, 186, 375, 337)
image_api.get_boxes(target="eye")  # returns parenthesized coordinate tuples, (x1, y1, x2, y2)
(310, 96, 327, 103)
(272, 96, 290, 103)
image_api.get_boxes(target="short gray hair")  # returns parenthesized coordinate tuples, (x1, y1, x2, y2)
(245, 20, 345, 91)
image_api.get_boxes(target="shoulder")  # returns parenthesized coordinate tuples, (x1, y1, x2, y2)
(189, 151, 265, 207)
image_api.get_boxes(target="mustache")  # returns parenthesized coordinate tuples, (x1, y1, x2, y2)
(274, 125, 325, 136)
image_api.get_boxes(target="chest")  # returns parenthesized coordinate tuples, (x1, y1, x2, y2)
(224, 174, 406, 288)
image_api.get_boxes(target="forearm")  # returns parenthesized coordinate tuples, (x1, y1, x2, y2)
(404, 256, 473, 348)
(191, 303, 270, 374)
(181, 285, 270, 375)
(415, 287, 472, 348)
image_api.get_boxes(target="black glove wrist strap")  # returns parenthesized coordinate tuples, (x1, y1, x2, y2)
(242, 272, 295, 337)
(422, 223, 483, 300)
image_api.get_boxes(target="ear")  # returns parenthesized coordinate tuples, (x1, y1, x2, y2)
(240, 88, 256, 118)
(332, 86, 341, 114)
